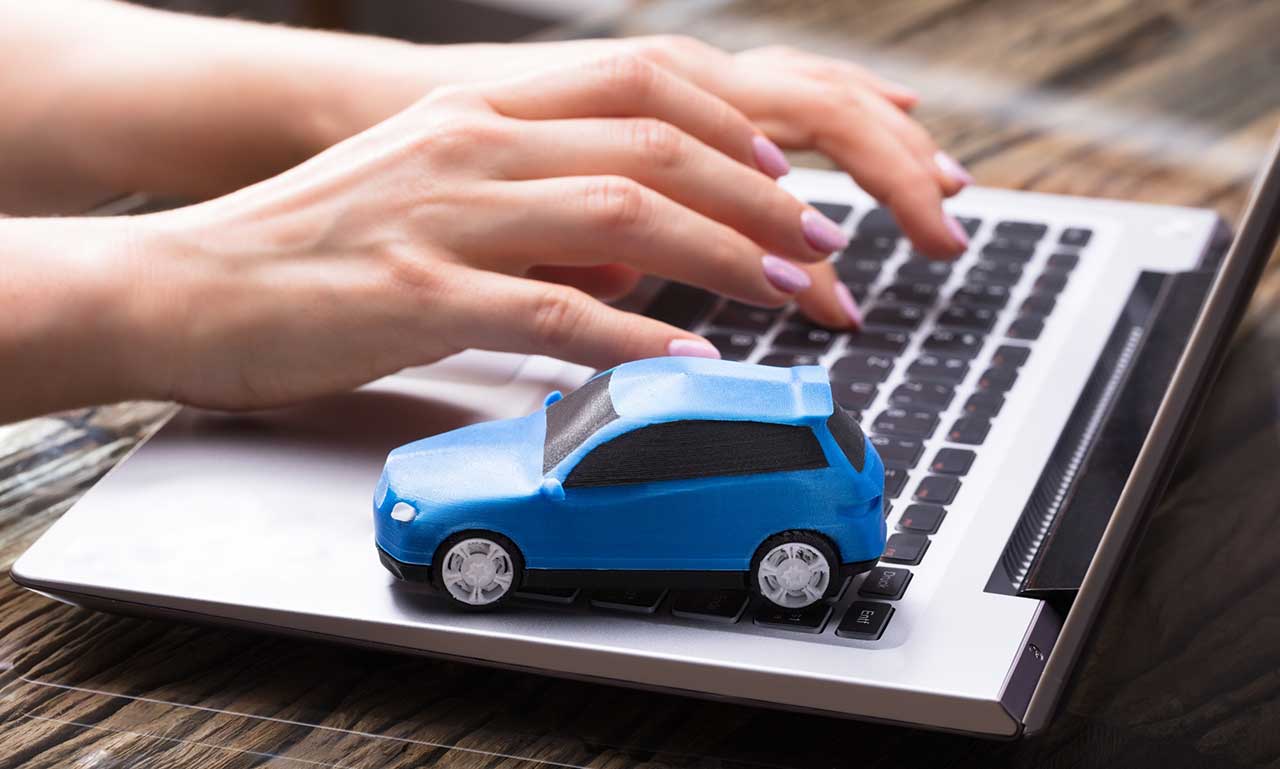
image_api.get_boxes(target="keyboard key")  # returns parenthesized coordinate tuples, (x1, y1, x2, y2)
(846, 329, 911, 355)
(704, 332, 757, 361)
(882, 533, 930, 565)
(516, 587, 580, 604)
(914, 475, 960, 504)
(899, 503, 946, 534)
(994, 220, 1048, 241)
(964, 392, 1005, 418)
(773, 325, 835, 353)
(977, 366, 1019, 392)
(837, 601, 894, 640)
(864, 304, 925, 330)
(952, 283, 1011, 309)
(756, 602, 832, 633)
(1034, 269, 1070, 294)
(879, 282, 939, 306)
(980, 243, 1034, 264)
(1007, 316, 1045, 340)
(883, 499, 893, 518)
(1047, 252, 1080, 270)
(671, 590, 749, 623)
(948, 417, 992, 445)
(937, 305, 997, 332)
(907, 354, 970, 384)
(809, 201, 853, 224)
(758, 352, 820, 367)
(922, 329, 985, 358)
(1059, 227, 1093, 247)
(930, 448, 975, 475)
(884, 467, 909, 498)
(646, 283, 716, 329)
(873, 409, 939, 439)
(830, 352, 895, 383)
(842, 235, 897, 261)
(956, 216, 983, 236)
(968, 262, 1023, 286)
(1021, 293, 1057, 317)
(898, 259, 952, 284)
(991, 345, 1030, 368)
(837, 257, 883, 284)
(709, 304, 779, 334)
(857, 567, 912, 600)
(590, 589, 668, 614)
(832, 380, 878, 411)
(870, 436, 924, 469)
(844, 283, 870, 303)
(890, 381, 954, 410)
(857, 207, 902, 239)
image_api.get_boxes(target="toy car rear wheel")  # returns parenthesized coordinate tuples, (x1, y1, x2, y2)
(750, 531, 838, 610)
(432, 531, 524, 610)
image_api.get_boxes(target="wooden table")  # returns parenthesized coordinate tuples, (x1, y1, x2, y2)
(3, 0, 1280, 765)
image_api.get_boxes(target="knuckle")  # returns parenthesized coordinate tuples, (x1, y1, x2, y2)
(626, 119, 686, 167)
(529, 286, 589, 351)
(596, 52, 661, 97)
(581, 176, 653, 232)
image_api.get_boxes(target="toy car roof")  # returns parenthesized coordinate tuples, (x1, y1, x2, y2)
(603, 357, 833, 425)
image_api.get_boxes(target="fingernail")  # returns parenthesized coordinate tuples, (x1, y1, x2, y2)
(834, 283, 863, 328)
(934, 150, 975, 186)
(945, 214, 970, 250)
(801, 209, 850, 253)
(762, 254, 812, 293)
(667, 338, 721, 359)
(752, 135, 790, 178)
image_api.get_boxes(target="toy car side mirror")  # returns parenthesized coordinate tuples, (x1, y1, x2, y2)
(543, 390, 563, 407)
(540, 477, 565, 501)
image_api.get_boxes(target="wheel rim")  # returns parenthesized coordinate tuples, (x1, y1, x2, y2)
(757, 541, 831, 608)
(440, 538, 515, 606)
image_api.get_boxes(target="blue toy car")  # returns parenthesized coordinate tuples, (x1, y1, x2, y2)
(374, 357, 885, 610)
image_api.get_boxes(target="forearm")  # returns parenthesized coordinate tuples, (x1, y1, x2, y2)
(0, 216, 162, 422)
(0, 0, 434, 214)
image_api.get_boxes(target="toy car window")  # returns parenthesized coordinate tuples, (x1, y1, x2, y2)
(543, 371, 618, 472)
(564, 419, 827, 488)
(825, 407, 866, 471)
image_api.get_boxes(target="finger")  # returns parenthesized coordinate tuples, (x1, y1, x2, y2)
(476, 54, 789, 179)
(436, 266, 720, 369)
(526, 264, 643, 301)
(844, 89, 969, 196)
(459, 176, 816, 308)
(503, 118, 847, 261)
(793, 260, 863, 330)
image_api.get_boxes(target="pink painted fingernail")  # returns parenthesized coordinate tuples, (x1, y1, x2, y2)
(752, 135, 790, 178)
(945, 214, 970, 250)
(934, 150, 975, 186)
(834, 283, 863, 328)
(762, 254, 812, 293)
(801, 209, 850, 253)
(667, 338, 721, 359)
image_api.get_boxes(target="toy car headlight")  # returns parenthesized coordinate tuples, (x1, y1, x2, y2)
(390, 501, 417, 522)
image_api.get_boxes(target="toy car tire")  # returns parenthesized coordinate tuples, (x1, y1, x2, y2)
(750, 530, 839, 610)
(430, 530, 525, 610)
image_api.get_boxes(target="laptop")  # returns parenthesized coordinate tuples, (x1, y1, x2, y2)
(13, 133, 1280, 738)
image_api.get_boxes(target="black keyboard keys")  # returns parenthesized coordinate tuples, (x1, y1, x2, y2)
(908, 354, 970, 384)
(922, 329, 984, 358)
(937, 305, 997, 332)
(857, 207, 902, 239)
(882, 533, 930, 565)
(837, 601, 894, 640)
(645, 283, 716, 329)
(870, 436, 924, 469)
(952, 283, 1010, 309)
(864, 304, 925, 330)
(1021, 293, 1057, 317)
(1035, 269, 1070, 295)
(968, 260, 1023, 286)
(832, 380, 878, 411)
(879, 282, 939, 306)
(884, 467, 909, 498)
(1059, 227, 1092, 247)
(1047, 252, 1080, 270)
(671, 590, 749, 623)
(956, 216, 982, 237)
(948, 417, 992, 445)
(994, 220, 1048, 242)
(758, 352, 821, 367)
(756, 603, 832, 633)
(709, 303, 778, 334)
(977, 366, 1018, 392)
(773, 324, 835, 353)
(846, 329, 910, 355)
(857, 568, 911, 600)
(873, 409, 939, 439)
(964, 392, 1005, 418)
(890, 381, 954, 410)
(1007, 315, 1045, 340)
(899, 504, 946, 534)
(837, 257, 883, 284)
(809, 201, 853, 225)
(830, 352, 895, 383)
(704, 332, 757, 361)
(914, 475, 960, 504)
(930, 448, 975, 475)
(991, 344, 1030, 368)
(898, 259, 952, 284)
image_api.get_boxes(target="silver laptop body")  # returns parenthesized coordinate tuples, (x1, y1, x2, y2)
(14, 136, 1280, 737)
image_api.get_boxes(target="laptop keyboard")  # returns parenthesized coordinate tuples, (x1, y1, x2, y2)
(512, 202, 1093, 644)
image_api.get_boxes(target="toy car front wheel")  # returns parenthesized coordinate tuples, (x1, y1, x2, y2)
(432, 531, 524, 610)
(751, 531, 837, 610)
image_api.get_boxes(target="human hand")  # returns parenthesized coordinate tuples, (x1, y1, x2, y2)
(130, 56, 856, 410)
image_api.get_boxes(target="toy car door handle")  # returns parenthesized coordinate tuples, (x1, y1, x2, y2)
(540, 477, 565, 501)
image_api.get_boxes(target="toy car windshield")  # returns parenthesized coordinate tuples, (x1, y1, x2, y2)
(543, 371, 617, 472)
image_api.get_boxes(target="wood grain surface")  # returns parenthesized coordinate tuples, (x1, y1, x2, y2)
(3, 0, 1280, 766)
